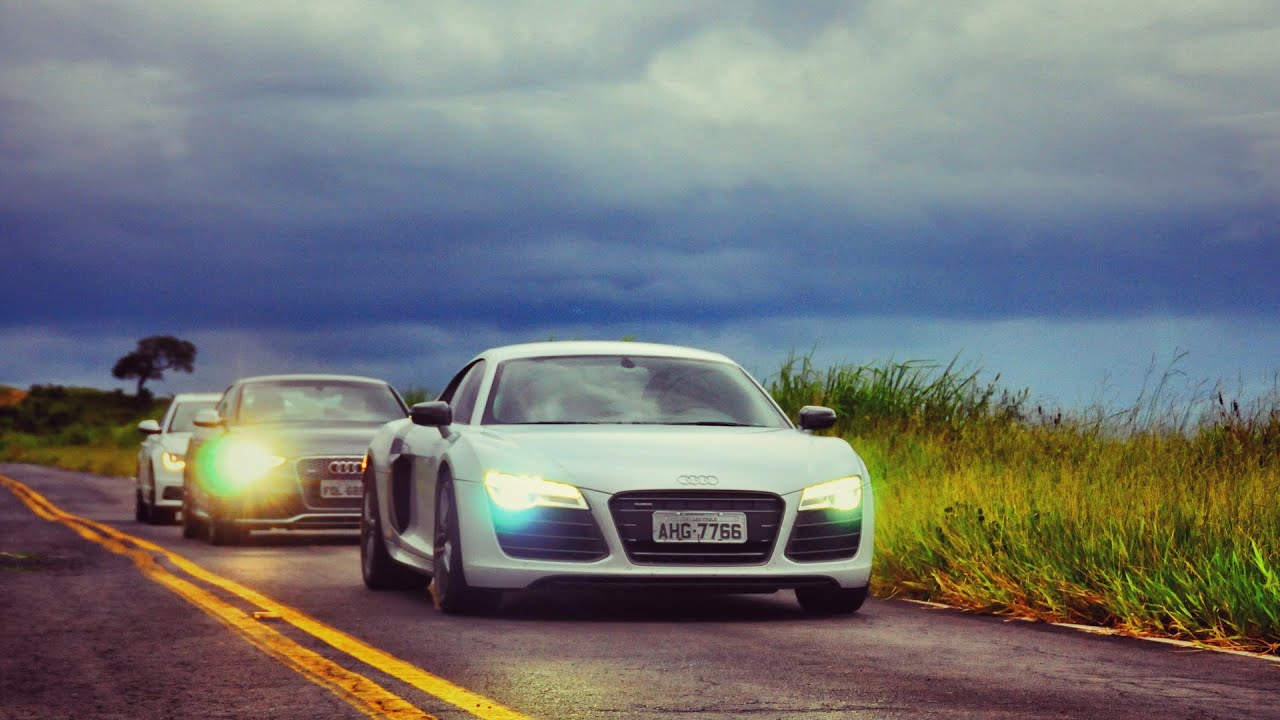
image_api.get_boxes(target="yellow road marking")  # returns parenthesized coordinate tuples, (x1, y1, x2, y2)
(2, 473, 534, 720)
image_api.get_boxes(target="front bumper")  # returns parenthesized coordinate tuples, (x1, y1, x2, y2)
(201, 455, 363, 530)
(454, 481, 875, 592)
(151, 463, 186, 509)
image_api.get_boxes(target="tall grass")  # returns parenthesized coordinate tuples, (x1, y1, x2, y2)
(768, 352, 1280, 653)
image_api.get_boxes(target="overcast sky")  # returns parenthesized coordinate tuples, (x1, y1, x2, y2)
(2, 1, 1277, 410)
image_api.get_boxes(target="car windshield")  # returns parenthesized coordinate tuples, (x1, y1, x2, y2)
(166, 400, 217, 432)
(237, 381, 404, 425)
(483, 355, 789, 427)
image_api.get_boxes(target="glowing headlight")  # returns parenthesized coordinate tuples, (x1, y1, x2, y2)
(161, 451, 186, 472)
(798, 476, 862, 512)
(205, 439, 286, 495)
(484, 471, 587, 511)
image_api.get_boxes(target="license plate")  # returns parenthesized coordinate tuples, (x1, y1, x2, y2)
(652, 511, 747, 543)
(320, 479, 362, 499)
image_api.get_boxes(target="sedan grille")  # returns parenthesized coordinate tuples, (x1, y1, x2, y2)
(784, 508, 862, 562)
(492, 507, 608, 562)
(296, 456, 364, 509)
(609, 491, 783, 565)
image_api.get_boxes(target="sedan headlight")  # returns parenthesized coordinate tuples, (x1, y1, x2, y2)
(161, 451, 186, 472)
(798, 476, 862, 512)
(203, 438, 287, 495)
(484, 471, 587, 511)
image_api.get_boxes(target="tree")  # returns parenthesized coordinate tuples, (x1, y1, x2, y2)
(112, 336, 197, 397)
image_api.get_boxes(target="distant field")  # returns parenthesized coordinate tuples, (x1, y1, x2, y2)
(5, 361, 1278, 654)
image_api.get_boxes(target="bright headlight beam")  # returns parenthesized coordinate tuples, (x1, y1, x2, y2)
(208, 439, 287, 494)
(161, 451, 186, 472)
(483, 471, 587, 511)
(798, 476, 862, 512)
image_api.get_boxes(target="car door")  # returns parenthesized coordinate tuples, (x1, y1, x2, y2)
(405, 359, 487, 559)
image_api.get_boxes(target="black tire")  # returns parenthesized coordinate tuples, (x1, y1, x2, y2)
(134, 487, 150, 523)
(432, 471, 501, 615)
(796, 585, 868, 616)
(181, 477, 206, 540)
(361, 471, 429, 590)
(208, 514, 245, 546)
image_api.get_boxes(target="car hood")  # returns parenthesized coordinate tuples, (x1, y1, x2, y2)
(227, 423, 385, 458)
(469, 425, 863, 496)
(159, 432, 193, 455)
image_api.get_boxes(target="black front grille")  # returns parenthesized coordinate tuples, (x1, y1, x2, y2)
(609, 491, 783, 565)
(785, 508, 862, 562)
(296, 456, 364, 509)
(492, 507, 608, 562)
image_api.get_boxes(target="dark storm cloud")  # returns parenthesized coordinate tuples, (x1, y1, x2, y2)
(2, 0, 1279, 399)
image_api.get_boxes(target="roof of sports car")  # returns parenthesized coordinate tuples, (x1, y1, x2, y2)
(232, 373, 392, 385)
(479, 341, 736, 364)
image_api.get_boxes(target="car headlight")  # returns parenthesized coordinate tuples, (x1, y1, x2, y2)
(798, 476, 862, 512)
(203, 438, 287, 495)
(161, 451, 186, 472)
(483, 471, 587, 511)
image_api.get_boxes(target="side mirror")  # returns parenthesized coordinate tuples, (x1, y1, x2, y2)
(137, 419, 161, 434)
(192, 409, 225, 428)
(798, 405, 837, 431)
(410, 401, 452, 427)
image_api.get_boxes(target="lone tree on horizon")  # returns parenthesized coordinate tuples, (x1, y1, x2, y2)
(112, 335, 197, 397)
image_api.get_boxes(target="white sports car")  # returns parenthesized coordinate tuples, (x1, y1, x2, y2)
(361, 341, 875, 615)
(135, 392, 222, 524)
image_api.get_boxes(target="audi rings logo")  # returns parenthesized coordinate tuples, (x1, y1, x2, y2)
(676, 474, 720, 486)
(329, 460, 362, 476)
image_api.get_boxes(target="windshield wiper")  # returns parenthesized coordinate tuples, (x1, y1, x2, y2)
(664, 421, 760, 427)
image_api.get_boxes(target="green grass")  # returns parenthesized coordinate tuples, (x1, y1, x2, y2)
(768, 353, 1280, 654)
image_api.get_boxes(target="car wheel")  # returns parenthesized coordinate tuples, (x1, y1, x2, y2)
(796, 585, 868, 616)
(134, 487, 150, 523)
(181, 478, 206, 539)
(432, 471, 501, 615)
(208, 512, 245, 546)
(361, 471, 429, 591)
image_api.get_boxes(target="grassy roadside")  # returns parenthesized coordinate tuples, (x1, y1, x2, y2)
(768, 352, 1280, 654)
(3, 444, 135, 477)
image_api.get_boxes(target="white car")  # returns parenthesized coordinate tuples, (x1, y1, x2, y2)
(135, 392, 222, 524)
(360, 341, 875, 616)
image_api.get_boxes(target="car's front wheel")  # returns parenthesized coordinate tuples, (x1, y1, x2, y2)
(181, 477, 205, 539)
(361, 470, 429, 591)
(796, 585, 868, 615)
(208, 512, 245, 546)
(432, 471, 501, 615)
(134, 487, 150, 523)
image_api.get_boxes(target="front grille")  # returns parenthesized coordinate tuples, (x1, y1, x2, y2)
(785, 508, 862, 562)
(162, 486, 184, 501)
(296, 456, 364, 509)
(492, 507, 608, 562)
(609, 491, 783, 565)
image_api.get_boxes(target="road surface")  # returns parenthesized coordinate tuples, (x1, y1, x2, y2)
(1, 463, 1275, 719)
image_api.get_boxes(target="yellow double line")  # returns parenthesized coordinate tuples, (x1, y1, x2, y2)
(1, 473, 533, 720)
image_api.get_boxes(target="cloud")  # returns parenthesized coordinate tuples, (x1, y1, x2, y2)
(1, 1, 1278, 406)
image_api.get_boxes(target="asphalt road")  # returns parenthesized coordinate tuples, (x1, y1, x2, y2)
(1, 463, 1276, 720)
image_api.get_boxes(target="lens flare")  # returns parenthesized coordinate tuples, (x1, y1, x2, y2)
(200, 436, 286, 496)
